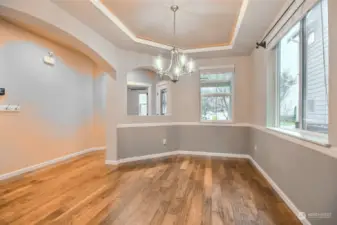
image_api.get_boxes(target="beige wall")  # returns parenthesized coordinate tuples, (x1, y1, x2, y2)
(0, 19, 106, 174)
(174, 56, 252, 123)
(328, 0, 337, 146)
(110, 54, 253, 124)
(251, 49, 268, 126)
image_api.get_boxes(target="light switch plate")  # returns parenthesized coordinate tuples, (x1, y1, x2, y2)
(0, 105, 21, 112)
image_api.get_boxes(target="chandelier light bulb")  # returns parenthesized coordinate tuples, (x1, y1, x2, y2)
(154, 56, 163, 71)
(180, 54, 187, 65)
(174, 66, 181, 75)
(188, 60, 195, 72)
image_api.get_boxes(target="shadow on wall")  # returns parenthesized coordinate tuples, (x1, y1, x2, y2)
(0, 41, 108, 174)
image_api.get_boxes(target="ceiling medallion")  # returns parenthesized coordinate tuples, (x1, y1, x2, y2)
(153, 5, 196, 83)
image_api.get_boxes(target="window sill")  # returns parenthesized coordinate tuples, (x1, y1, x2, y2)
(200, 120, 233, 124)
(267, 127, 330, 148)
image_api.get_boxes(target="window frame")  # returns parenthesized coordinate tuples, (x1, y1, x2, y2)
(273, 0, 329, 135)
(199, 65, 235, 123)
(156, 80, 170, 116)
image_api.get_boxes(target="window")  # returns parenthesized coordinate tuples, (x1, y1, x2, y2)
(200, 67, 234, 121)
(277, 22, 301, 129)
(160, 89, 167, 115)
(275, 0, 328, 134)
(138, 93, 148, 116)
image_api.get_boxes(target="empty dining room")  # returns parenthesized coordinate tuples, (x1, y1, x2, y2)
(0, 0, 337, 224)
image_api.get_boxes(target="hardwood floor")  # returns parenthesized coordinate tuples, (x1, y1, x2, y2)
(0, 151, 301, 225)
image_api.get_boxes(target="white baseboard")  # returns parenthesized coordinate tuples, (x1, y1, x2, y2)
(247, 156, 311, 225)
(106, 151, 176, 166)
(177, 150, 250, 159)
(105, 160, 119, 165)
(104, 150, 250, 166)
(0, 146, 106, 181)
(105, 150, 309, 225)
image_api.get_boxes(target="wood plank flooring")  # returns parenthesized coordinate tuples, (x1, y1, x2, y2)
(0, 151, 302, 225)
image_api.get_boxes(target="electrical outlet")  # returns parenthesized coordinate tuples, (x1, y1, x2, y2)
(162, 139, 167, 145)
(254, 145, 257, 151)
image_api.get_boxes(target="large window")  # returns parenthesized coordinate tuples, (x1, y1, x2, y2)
(275, 0, 328, 134)
(200, 67, 234, 121)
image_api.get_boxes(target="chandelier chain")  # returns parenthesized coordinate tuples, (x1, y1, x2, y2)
(173, 8, 176, 46)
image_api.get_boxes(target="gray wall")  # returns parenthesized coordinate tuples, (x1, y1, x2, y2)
(179, 126, 249, 154)
(117, 125, 249, 159)
(249, 128, 337, 225)
(117, 125, 179, 159)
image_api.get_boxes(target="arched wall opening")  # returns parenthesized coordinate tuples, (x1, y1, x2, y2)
(127, 67, 158, 116)
(125, 65, 173, 118)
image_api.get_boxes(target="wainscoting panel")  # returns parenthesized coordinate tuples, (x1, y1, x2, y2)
(179, 125, 249, 154)
(117, 125, 179, 159)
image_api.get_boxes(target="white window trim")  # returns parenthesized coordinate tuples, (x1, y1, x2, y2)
(200, 93, 232, 97)
(199, 65, 235, 123)
(272, 0, 329, 142)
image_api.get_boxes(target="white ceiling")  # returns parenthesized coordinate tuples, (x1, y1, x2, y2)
(53, 0, 287, 58)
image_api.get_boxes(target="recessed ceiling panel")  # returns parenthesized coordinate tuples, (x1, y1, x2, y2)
(101, 0, 243, 49)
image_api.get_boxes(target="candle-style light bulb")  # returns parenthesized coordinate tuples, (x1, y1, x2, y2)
(154, 56, 163, 71)
(174, 66, 181, 75)
(188, 60, 195, 73)
(180, 54, 187, 65)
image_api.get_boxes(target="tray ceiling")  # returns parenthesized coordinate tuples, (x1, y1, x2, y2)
(101, 0, 244, 49)
(52, 0, 287, 57)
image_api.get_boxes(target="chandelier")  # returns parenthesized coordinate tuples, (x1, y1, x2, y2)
(153, 5, 196, 83)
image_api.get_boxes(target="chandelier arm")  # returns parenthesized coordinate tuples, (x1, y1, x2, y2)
(163, 50, 174, 75)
